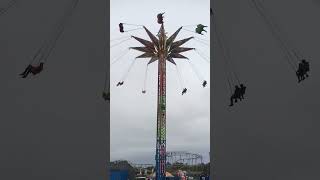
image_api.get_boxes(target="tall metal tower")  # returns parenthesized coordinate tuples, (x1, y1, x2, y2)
(130, 23, 194, 179)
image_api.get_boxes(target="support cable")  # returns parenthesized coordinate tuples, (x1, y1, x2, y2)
(250, 0, 298, 71)
(122, 23, 143, 27)
(187, 60, 205, 83)
(213, 16, 241, 85)
(110, 37, 132, 48)
(110, 35, 132, 42)
(175, 65, 185, 90)
(255, 0, 302, 64)
(0, 0, 17, 17)
(118, 58, 136, 84)
(111, 48, 130, 65)
(194, 48, 210, 63)
(142, 64, 149, 92)
(31, 0, 79, 64)
(193, 38, 210, 47)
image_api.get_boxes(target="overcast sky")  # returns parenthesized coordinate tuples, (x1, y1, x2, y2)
(213, 0, 320, 179)
(110, 0, 210, 164)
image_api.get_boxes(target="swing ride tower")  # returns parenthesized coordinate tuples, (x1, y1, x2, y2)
(130, 23, 194, 179)
(155, 26, 167, 180)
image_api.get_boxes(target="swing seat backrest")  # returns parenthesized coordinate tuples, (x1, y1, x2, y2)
(31, 65, 43, 73)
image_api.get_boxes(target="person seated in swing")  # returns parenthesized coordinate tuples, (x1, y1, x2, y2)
(202, 80, 207, 87)
(116, 81, 124, 86)
(102, 91, 110, 101)
(195, 24, 207, 35)
(119, 23, 124, 33)
(296, 62, 304, 82)
(20, 64, 32, 76)
(239, 84, 246, 100)
(182, 88, 187, 95)
(20, 62, 44, 78)
(157, 13, 164, 24)
(229, 85, 241, 106)
(296, 60, 309, 82)
(301, 59, 310, 77)
(298, 59, 310, 81)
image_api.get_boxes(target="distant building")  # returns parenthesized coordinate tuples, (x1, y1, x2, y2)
(110, 170, 128, 180)
(110, 160, 136, 180)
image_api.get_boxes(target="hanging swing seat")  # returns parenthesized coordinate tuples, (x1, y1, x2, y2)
(182, 88, 187, 95)
(20, 62, 44, 78)
(116, 81, 124, 86)
(195, 25, 207, 35)
(119, 23, 124, 33)
(202, 80, 207, 87)
(157, 13, 165, 24)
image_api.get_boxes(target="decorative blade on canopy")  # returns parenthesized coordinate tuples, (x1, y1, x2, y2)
(132, 36, 155, 49)
(171, 37, 194, 49)
(131, 25, 193, 65)
(167, 57, 176, 65)
(130, 47, 154, 53)
(166, 27, 182, 46)
(136, 52, 154, 59)
(148, 56, 158, 64)
(169, 53, 189, 59)
(170, 47, 194, 54)
(143, 26, 159, 47)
